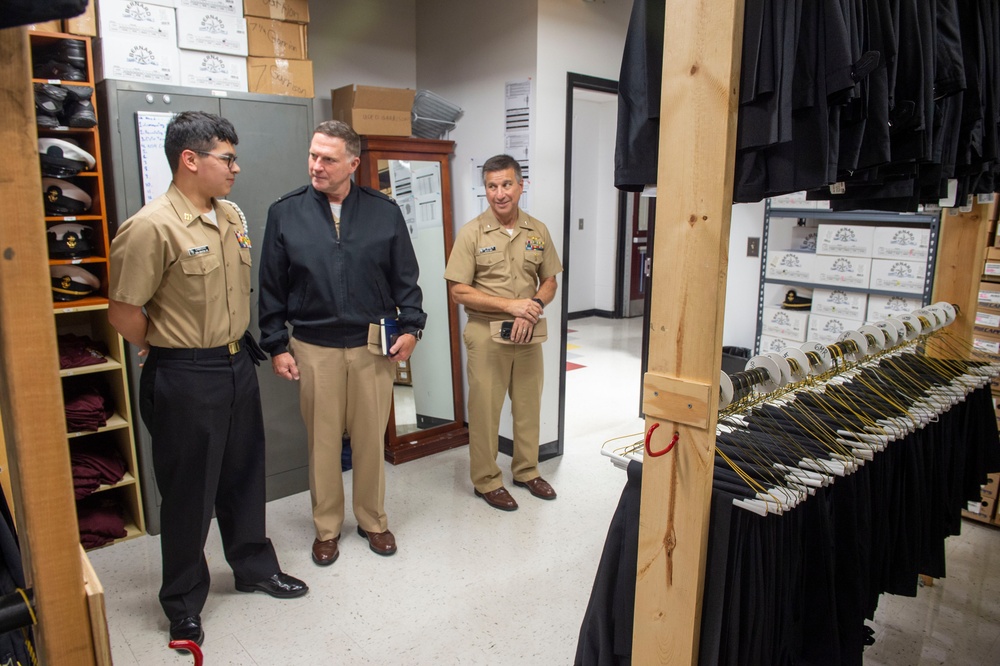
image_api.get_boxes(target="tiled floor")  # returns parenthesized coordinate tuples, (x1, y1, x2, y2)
(87, 316, 1000, 664)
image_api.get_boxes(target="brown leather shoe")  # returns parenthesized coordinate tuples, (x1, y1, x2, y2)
(311, 537, 339, 566)
(514, 476, 557, 500)
(357, 526, 397, 556)
(475, 486, 519, 511)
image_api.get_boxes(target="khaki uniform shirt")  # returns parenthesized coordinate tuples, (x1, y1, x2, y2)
(109, 183, 252, 348)
(444, 207, 563, 321)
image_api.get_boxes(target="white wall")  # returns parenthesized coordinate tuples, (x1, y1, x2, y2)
(568, 94, 619, 314)
(569, 100, 600, 313)
(594, 96, 619, 312)
(308, 0, 418, 122)
(722, 201, 766, 350)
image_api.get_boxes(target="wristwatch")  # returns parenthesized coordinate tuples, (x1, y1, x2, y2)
(531, 298, 544, 309)
(409, 329, 423, 341)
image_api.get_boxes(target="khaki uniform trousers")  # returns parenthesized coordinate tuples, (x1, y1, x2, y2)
(463, 317, 543, 493)
(290, 338, 394, 541)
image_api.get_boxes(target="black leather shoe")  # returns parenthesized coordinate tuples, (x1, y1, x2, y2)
(235, 572, 308, 599)
(168, 615, 204, 646)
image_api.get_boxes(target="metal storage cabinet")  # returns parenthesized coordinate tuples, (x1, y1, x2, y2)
(97, 80, 313, 533)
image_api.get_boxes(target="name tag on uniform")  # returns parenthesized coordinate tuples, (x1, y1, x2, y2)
(478, 246, 497, 254)
(188, 245, 210, 256)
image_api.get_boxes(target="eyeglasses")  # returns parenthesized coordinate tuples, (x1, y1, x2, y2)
(194, 150, 238, 170)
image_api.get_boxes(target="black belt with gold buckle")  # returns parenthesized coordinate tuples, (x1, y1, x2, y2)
(152, 339, 243, 361)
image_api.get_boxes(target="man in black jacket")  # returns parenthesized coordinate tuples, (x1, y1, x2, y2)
(258, 120, 425, 566)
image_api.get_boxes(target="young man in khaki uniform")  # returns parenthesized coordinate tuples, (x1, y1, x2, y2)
(109, 111, 307, 647)
(444, 154, 562, 511)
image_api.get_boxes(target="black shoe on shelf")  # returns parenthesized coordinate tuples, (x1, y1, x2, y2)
(35, 40, 86, 68)
(64, 85, 93, 101)
(63, 99, 97, 128)
(36, 114, 61, 128)
(34, 83, 68, 115)
(33, 60, 85, 82)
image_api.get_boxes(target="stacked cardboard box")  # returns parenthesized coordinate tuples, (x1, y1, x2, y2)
(243, 0, 313, 97)
(965, 235, 1000, 525)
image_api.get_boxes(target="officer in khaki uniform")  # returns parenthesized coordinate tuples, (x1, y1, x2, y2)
(109, 111, 306, 647)
(445, 154, 562, 512)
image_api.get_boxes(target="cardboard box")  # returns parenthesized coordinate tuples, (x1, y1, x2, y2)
(65, 2, 97, 36)
(98, 0, 177, 42)
(872, 226, 931, 261)
(176, 8, 248, 55)
(975, 310, 1000, 338)
(179, 49, 247, 91)
(246, 57, 313, 97)
(768, 192, 830, 210)
(981, 473, 1000, 499)
(867, 294, 921, 322)
(28, 21, 63, 32)
(759, 335, 796, 354)
(243, 0, 309, 23)
(790, 226, 818, 252)
(808, 313, 864, 344)
(869, 258, 927, 294)
(177, 0, 241, 14)
(761, 307, 809, 342)
(816, 223, 875, 257)
(94, 36, 180, 85)
(812, 255, 871, 289)
(331, 85, 415, 136)
(811, 288, 867, 319)
(764, 250, 814, 283)
(973, 335, 1000, 356)
(985, 247, 1000, 278)
(978, 281, 1000, 312)
(246, 17, 307, 59)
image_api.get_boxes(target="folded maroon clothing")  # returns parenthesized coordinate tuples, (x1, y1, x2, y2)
(64, 385, 113, 432)
(58, 333, 109, 369)
(77, 499, 126, 544)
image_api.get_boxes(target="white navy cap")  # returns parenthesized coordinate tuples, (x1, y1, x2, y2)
(47, 222, 93, 259)
(38, 137, 95, 177)
(50, 265, 101, 301)
(42, 177, 92, 215)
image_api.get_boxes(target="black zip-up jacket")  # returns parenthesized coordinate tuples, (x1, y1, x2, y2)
(257, 182, 426, 355)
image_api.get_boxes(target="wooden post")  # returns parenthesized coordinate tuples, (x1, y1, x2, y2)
(632, 1, 745, 663)
(0, 26, 98, 664)
(932, 204, 993, 346)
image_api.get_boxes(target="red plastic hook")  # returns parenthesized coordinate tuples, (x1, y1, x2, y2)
(168, 640, 204, 666)
(645, 423, 679, 457)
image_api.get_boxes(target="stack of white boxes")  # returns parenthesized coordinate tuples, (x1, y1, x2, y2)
(95, 0, 249, 92)
(176, 0, 249, 92)
(808, 224, 872, 343)
(866, 226, 930, 323)
(95, 0, 182, 86)
(760, 222, 816, 351)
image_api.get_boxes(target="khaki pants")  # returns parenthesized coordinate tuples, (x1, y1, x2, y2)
(290, 338, 394, 541)
(463, 317, 543, 493)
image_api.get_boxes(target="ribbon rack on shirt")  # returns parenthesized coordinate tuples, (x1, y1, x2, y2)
(590, 302, 1000, 665)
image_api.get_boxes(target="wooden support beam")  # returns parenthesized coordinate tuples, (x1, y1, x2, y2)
(0, 26, 97, 664)
(932, 204, 992, 347)
(632, 1, 745, 663)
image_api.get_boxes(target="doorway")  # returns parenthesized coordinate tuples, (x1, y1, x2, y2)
(557, 73, 623, 457)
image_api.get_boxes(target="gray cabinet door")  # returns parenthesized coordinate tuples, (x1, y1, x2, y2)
(99, 81, 313, 533)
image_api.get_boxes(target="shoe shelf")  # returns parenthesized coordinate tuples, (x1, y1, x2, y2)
(28, 32, 146, 548)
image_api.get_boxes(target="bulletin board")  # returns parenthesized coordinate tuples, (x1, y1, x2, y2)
(136, 111, 175, 204)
